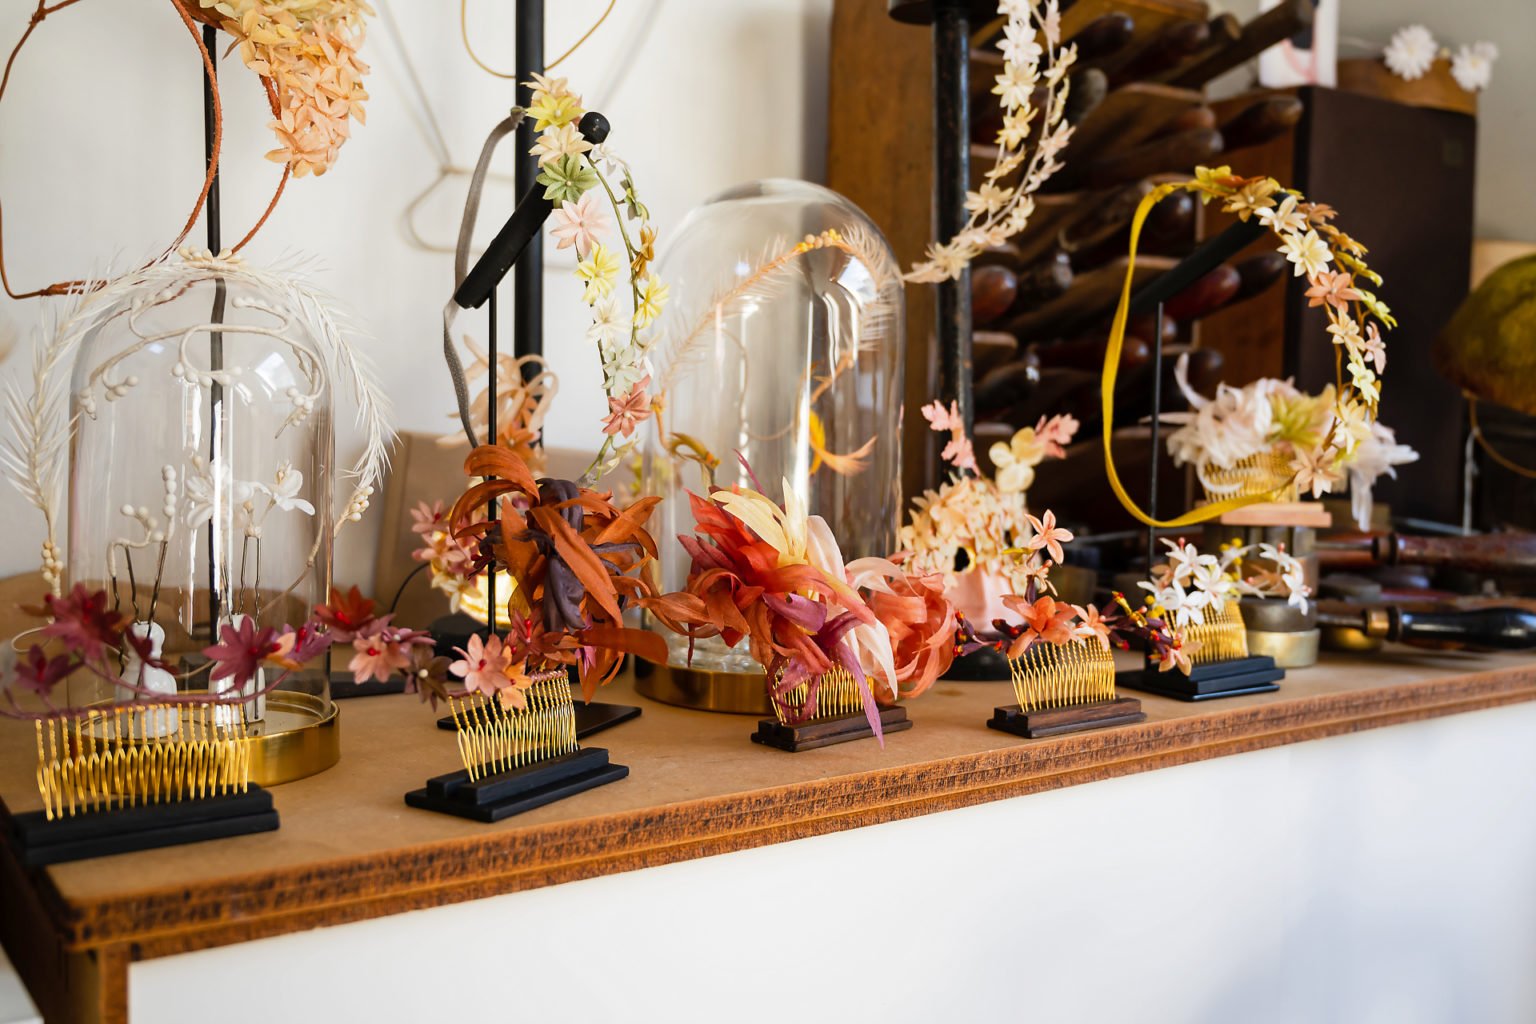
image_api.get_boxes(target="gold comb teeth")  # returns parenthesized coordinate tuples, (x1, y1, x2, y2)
(447, 670, 578, 781)
(1183, 601, 1251, 665)
(33, 703, 253, 822)
(1009, 641, 1117, 713)
(1201, 451, 1297, 502)
(769, 666, 863, 725)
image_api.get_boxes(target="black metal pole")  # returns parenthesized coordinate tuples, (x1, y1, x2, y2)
(202, 24, 225, 640)
(1147, 302, 1164, 569)
(513, 0, 544, 383)
(485, 289, 498, 633)
(932, 0, 973, 440)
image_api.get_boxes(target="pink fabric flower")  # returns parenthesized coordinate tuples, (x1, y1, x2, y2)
(349, 636, 412, 684)
(450, 633, 512, 698)
(921, 400, 961, 432)
(602, 375, 652, 437)
(941, 433, 977, 472)
(549, 190, 611, 258)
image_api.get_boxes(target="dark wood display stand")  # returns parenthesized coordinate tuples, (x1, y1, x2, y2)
(988, 696, 1145, 738)
(751, 706, 912, 752)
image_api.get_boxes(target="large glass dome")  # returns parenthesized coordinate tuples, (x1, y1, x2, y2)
(640, 179, 905, 680)
(63, 257, 344, 781)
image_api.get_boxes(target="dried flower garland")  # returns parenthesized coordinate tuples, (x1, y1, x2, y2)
(905, 0, 1076, 282)
(519, 73, 666, 482)
(190, 0, 373, 177)
(1103, 166, 1393, 527)
(0, 0, 372, 299)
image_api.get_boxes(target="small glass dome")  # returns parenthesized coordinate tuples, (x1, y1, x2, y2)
(640, 179, 905, 676)
(63, 256, 343, 780)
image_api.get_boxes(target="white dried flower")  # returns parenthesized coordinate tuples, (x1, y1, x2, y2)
(1450, 41, 1497, 92)
(1383, 25, 1438, 81)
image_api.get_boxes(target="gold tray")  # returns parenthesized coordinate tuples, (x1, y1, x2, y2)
(633, 659, 771, 715)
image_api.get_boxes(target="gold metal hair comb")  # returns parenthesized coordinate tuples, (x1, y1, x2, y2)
(1202, 451, 1297, 503)
(753, 665, 911, 752)
(991, 641, 1144, 739)
(1182, 601, 1251, 665)
(33, 704, 252, 822)
(444, 672, 578, 782)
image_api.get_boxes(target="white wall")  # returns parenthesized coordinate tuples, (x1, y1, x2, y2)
(130, 702, 1536, 1023)
(0, 0, 832, 587)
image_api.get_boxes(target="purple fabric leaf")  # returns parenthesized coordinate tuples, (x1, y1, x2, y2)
(827, 636, 883, 747)
(763, 593, 827, 632)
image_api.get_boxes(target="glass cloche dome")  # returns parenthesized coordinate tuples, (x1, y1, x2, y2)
(57, 253, 382, 782)
(638, 180, 905, 708)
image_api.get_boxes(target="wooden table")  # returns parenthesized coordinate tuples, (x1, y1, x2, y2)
(3, 646, 1535, 1024)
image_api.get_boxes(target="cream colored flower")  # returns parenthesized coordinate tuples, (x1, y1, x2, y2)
(1291, 446, 1343, 499)
(529, 122, 592, 167)
(1281, 229, 1332, 278)
(587, 297, 627, 354)
(1256, 194, 1307, 235)
(989, 427, 1049, 494)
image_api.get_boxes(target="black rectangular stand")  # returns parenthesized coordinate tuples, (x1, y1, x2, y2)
(404, 747, 628, 822)
(1117, 655, 1283, 701)
(987, 696, 1146, 738)
(7, 787, 279, 867)
(436, 700, 641, 739)
(331, 673, 406, 699)
(750, 706, 911, 752)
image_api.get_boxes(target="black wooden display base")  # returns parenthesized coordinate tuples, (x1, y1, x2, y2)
(436, 700, 641, 739)
(942, 642, 1011, 680)
(750, 706, 911, 752)
(331, 673, 406, 699)
(1117, 655, 1284, 702)
(404, 747, 628, 822)
(7, 787, 279, 867)
(987, 696, 1146, 738)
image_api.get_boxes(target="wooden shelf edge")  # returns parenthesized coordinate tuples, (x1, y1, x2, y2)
(21, 660, 1536, 960)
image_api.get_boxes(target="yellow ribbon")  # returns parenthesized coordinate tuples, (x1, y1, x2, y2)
(1101, 183, 1290, 527)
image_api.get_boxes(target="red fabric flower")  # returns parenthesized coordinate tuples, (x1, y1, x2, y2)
(313, 585, 383, 642)
(38, 585, 128, 665)
(10, 645, 75, 700)
(203, 617, 279, 688)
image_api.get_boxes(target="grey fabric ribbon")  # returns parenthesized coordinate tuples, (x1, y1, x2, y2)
(443, 108, 527, 448)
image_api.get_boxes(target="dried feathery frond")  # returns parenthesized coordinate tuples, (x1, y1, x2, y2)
(655, 227, 901, 400)
(2, 284, 102, 592)
(2, 253, 395, 588)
